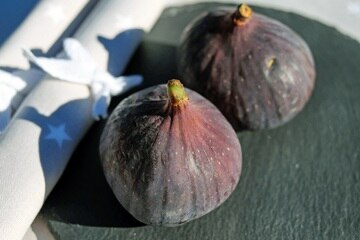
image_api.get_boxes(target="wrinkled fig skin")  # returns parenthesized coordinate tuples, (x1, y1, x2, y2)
(179, 7, 316, 130)
(100, 84, 242, 225)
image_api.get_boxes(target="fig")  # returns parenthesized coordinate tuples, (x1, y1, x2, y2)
(99, 80, 242, 225)
(179, 4, 316, 130)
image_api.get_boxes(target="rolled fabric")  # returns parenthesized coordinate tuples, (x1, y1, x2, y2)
(0, 0, 164, 239)
(0, 69, 44, 133)
(0, 0, 94, 133)
(0, 0, 93, 69)
(22, 39, 143, 119)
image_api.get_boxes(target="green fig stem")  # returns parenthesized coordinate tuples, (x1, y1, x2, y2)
(167, 79, 189, 107)
(233, 3, 252, 26)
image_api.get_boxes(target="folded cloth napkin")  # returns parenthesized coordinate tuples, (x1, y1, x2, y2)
(0, 1, 164, 240)
(23, 39, 143, 119)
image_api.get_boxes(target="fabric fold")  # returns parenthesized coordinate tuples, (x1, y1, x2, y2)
(23, 39, 143, 119)
(0, 1, 165, 240)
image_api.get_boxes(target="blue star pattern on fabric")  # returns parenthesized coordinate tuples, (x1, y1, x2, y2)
(45, 123, 72, 148)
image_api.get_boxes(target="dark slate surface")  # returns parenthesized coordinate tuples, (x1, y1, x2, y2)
(42, 3, 360, 240)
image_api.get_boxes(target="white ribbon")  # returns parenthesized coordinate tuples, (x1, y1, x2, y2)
(0, 69, 43, 133)
(22, 38, 143, 120)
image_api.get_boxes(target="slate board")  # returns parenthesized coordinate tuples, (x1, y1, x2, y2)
(41, 3, 360, 239)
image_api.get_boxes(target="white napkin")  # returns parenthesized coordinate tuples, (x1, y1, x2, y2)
(0, 1, 165, 240)
(0, 69, 43, 133)
(0, 0, 92, 69)
(23, 38, 143, 119)
(0, 0, 92, 133)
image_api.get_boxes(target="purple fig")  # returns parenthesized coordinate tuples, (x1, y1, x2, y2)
(179, 4, 316, 130)
(99, 80, 242, 225)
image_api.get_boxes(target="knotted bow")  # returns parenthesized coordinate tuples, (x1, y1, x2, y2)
(0, 69, 43, 133)
(23, 38, 143, 120)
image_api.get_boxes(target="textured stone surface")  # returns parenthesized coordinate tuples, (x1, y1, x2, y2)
(42, 3, 360, 239)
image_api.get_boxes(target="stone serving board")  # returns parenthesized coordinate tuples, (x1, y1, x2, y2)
(41, 2, 360, 239)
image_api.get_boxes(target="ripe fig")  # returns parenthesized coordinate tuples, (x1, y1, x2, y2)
(99, 80, 242, 225)
(179, 4, 316, 130)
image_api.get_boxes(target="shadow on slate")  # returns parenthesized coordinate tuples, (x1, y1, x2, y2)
(42, 2, 360, 239)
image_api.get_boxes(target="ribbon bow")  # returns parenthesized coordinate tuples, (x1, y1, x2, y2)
(0, 69, 43, 133)
(23, 38, 143, 120)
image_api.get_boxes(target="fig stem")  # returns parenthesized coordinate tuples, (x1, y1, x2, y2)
(167, 79, 189, 107)
(233, 3, 252, 26)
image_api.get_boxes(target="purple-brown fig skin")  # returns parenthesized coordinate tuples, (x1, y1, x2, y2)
(99, 84, 242, 225)
(178, 7, 316, 130)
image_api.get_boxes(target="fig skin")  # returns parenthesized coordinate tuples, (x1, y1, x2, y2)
(179, 4, 316, 130)
(99, 80, 242, 225)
